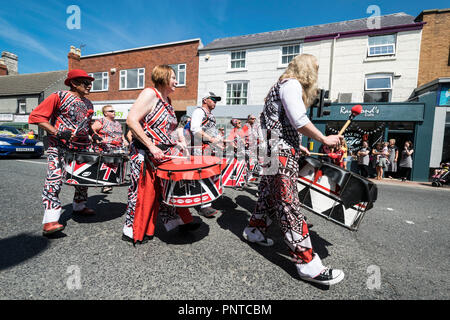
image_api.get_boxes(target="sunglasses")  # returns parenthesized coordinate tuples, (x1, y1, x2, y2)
(75, 79, 92, 86)
(105, 110, 115, 113)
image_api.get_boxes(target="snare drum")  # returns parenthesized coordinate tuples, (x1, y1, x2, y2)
(297, 156, 377, 231)
(156, 155, 226, 207)
(63, 151, 129, 187)
(222, 156, 248, 188)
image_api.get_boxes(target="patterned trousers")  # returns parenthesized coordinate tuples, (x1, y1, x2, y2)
(123, 147, 191, 238)
(42, 146, 88, 224)
(248, 149, 314, 264)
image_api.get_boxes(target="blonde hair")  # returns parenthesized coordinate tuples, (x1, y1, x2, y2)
(102, 104, 113, 116)
(151, 65, 175, 88)
(278, 54, 319, 107)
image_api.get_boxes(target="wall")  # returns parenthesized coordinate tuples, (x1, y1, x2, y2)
(198, 29, 422, 108)
(70, 41, 200, 111)
(417, 10, 450, 87)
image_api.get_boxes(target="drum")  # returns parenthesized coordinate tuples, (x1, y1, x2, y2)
(156, 155, 226, 207)
(63, 151, 130, 187)
(222, 156, 248, 188)
(297, 156, 377, 231)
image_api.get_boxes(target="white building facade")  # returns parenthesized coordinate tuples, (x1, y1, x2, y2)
(195, 13, 424, 120)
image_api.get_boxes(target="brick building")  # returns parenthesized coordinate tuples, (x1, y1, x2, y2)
(415, 8, 450, 87)
(68, 38, 202, 121)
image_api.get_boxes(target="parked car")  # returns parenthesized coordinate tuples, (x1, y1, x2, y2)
(0, 125, 44, 158)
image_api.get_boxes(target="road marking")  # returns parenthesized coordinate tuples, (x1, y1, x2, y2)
(405, 220, 415, 225)
(15, 160, 47, 165)
(387, 208, 394, 211)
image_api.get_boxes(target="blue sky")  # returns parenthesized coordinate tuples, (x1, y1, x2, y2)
(0, 0, 448, 74)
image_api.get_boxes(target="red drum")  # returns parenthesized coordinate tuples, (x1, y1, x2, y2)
(297, 156, 377, 231)
(222, 157, 247, 188)
(156, 155, 226, 207)
(63, 151, 129, 187)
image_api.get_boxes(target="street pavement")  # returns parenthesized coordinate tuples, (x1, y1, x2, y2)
(0, 157, 449, 300)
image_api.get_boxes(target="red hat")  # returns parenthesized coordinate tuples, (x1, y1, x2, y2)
(64, 69, 95, 86)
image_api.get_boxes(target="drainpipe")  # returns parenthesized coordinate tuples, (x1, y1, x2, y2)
(328, 33, 341, 101)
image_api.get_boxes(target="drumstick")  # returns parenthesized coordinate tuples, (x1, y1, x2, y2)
(338, 104, 362, 136)
(308, 152, 340, 159)
(165, 155, 189, 159)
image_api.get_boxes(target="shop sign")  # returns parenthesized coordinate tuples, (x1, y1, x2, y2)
(439, 85, 450, 106)
(0, 114, 14, 121)
(339, 106, 380, 117)
(92, 103, 131, 120)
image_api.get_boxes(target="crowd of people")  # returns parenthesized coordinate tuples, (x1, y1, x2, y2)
(29, 54, 377, 287)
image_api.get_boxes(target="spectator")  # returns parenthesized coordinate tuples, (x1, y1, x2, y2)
(398, 141, 414, 181)
(386, 139, 398, 179)
(357, 141, 370, 178)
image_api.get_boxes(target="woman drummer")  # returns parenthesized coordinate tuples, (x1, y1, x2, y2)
(122, 65, 199, 244)
(242, 54, 345, 286)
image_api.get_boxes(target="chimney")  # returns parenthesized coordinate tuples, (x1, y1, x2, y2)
(0, 59, 8, 76)
(68, 45, 81, 71)
(1, 51, 18, 75)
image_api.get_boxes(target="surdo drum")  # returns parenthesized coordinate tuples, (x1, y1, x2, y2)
(156, 155, 226, 207)
(297, 156, 378, 231)
(63, 151, 129, 187)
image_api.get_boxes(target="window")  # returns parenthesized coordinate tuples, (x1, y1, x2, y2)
(281, 44, 301, 65)
(368, 34, 396, 57)
(120, 68, 145, 90)
(88, 72, 109, 91)
(230, 51, 246, 69)
(226, 81, 248, 105)
(169, 64, 186, 86)
(364, 74, 392, 102)
(17, 100, 26, 114)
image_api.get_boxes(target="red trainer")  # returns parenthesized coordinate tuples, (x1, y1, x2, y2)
(43, 222, 65, 235)
(73, 207, 95, 216)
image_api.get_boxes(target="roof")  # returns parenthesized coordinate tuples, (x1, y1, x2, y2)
(415, 8, 450, 21)
(81, 38, 203, 58)
(0, 70, 67, 96)
(200, 13, 421, 51)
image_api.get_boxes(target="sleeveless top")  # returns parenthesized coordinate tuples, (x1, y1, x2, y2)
(49, 90, 94, 150)
(133, 88, 178, 151)
(261, 79, 303, 153)
(96, 118, 123, 147)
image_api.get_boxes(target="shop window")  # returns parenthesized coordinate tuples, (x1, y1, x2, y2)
(88, 72, 109, 92)
(120, 68, 145, 90)
(443, 112, 450, 162)
(364, 74, 392, 102)
(226, 81, 248, 105)
(368, 34, 396, 57)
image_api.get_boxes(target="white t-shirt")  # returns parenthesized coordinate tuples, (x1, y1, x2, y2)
(278, 79, 311, 129)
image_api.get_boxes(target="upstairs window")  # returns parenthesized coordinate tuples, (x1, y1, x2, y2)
(230, 51, 246, 69)
(364, 74, 393, 102)
(120, 68, 145, 90)
(88, 72, 109, 92)
(169, 63, 186, 86)
(368, 34, 396, 57)
(226, 81, 248, 105)
(281, 44, 301, 65)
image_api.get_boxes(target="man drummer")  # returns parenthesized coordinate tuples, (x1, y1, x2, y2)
(189, 92, 224, 218)
(28, 69, 97, 236)
(92, 104, 129, 193)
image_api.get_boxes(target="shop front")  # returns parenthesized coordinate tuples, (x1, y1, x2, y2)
(311, 102, 427, 181)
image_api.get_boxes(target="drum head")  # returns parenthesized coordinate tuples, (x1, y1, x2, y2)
(156, 156, 227, 181)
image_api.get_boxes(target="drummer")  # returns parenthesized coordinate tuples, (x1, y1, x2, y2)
(122, 65, 200, 244)
(92, 105, 129, 193)
(242, 54, 345, 286)
(28, 69, 97, 236)
(189, 92, 224, 218)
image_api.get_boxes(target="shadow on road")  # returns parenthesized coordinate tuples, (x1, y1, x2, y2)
(60, 194, 126, 225)
(215, 192, 335, 289)
(0, 233, 48, 271)
(156, 216, 210, 245)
